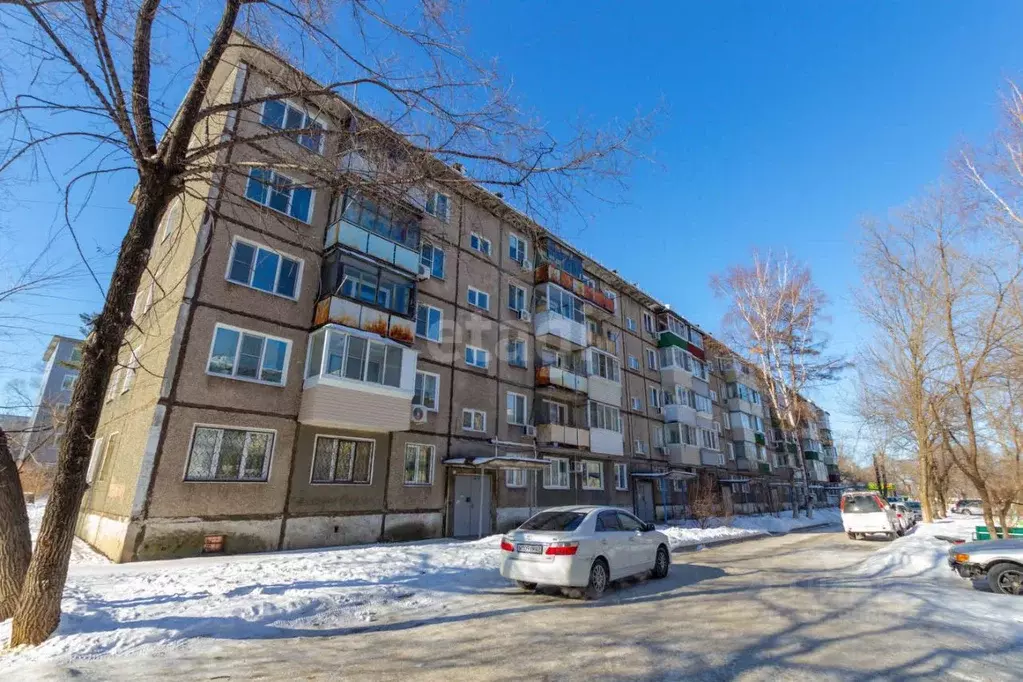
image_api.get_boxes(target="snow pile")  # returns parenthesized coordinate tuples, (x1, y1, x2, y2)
(0, 533, 507, 668)
(25, 498, 109, 566)
(660, 508, 840, 549)
(853, 516, 977, 582)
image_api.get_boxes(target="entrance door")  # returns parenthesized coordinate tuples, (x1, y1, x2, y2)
(453, 474, 492, 537)
(635, 480, 655, 523)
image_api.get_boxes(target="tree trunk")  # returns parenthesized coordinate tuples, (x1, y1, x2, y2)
(914, 420, 933, 522)
(0, 428, 32, 622)
(9, 180, 168, 646)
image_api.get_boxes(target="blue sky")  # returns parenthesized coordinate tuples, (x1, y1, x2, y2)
(3, 1, 1023, 447)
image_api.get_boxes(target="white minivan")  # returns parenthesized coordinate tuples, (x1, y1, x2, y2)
(841, 492, 900, 540)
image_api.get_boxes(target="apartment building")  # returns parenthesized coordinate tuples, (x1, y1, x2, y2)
(76, 35, 836, 562)
(19, 335, 84, 466)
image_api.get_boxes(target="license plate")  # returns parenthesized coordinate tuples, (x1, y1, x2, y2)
(517, 543, 543, 554)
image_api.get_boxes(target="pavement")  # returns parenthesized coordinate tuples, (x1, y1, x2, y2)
(13, 525, 1023, 681)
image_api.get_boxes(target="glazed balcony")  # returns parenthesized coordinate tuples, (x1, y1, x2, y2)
(534, 263, 616, 315)
(535, 365, 588, 393)
(535, 423, 590, 449)
(701, 450, 725, 467)
(325, 190, 421, 276)
(299, 325, 419, 431)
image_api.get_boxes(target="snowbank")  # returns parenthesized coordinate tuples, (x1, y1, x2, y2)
(25, 498, 109, 566)
(659, 508, 840, 549)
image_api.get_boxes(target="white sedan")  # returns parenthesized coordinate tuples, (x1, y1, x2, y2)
(499, 506, 672, 598)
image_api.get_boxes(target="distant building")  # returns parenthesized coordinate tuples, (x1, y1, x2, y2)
(19, 335, 84, 465)
(0, 413, 31, 456)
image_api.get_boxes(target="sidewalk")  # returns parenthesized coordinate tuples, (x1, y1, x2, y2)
(660, 508, 841, 552)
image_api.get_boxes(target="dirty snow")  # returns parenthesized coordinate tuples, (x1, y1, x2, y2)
(659, 508, 841, 549)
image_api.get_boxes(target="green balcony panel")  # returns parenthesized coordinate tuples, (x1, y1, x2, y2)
(657, 330, 687, 349)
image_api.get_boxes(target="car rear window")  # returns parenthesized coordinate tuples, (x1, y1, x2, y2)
(906, 502, 921, 510)
(519, 511, 586, 531)
(843, 496, 881, 513)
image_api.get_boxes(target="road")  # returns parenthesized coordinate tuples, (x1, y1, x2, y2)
(15, 526, 1023, 681)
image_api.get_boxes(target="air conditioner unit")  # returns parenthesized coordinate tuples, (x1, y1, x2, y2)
(524, 424, 537, 437)
(522, 258, 533, 271)
(416, 264, 432, 282)
(517, 309, 531, 322)
(411, 405, 428, 424)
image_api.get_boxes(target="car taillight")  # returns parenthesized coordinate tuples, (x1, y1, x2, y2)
(897, 513, 903, 518)
(500, 538, 515, 552)
(545, 541, 579, 556)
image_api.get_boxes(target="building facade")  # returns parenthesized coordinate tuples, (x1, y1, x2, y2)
(77, 37, 839, 562)
(19, 335, 83, 465)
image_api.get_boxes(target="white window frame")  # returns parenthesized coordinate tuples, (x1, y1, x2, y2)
(413, 370, 441, 412)
(416, 303, 443, 342)
(205, 323, 292, 387)
(120, 343, 142, 394)
(183, 424, 275, 482)
(587, 400, 622, 433)
(403, 443, 435, 486)
(61, 372, 78, 392)
(507, 338, 527, 368)
(86, 436, 104, 484)
(649, 387, 660, 409)
(543, 456, 570, 490)
(244, 167, 315, 224)
(462, 408, 487, 432)
(642, 312, 655, 334)
(506, 468, 527, 488)
(726, 442, 735, 460)
(628, 355, 639, 370)
(469, 232, 492, 256)
(509, 232, 528, 264)
(634, 439, 647, 455)
(631, 396, 642, 411)
(420, 241, 446, 279)
(259, 94, 327, 154)
(467, 286, 491, 311)
(96, 432, 119, 481)
(646, 348, 658, 370)
(710, 389, 718, 403)
(614, 463, 629, 491)
(425, 190, 451, 222)
(626, 317, 637, 332)
(464, 345, 489, 369)
(310, 434, 375, 485)
(225, 237, 304, 301)
(508, 282, 527, 313)
(160, 196, 182, 243)
(506, 391, 527, 426)
(582, 460, 604, 490)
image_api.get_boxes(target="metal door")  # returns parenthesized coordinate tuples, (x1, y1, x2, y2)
(635, 480, 655, 523)
(453, 474, 492, 537)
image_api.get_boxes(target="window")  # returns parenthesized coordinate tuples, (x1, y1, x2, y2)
(507, 338, 527, 368)
(69, 345, 83, 364)
(646, 348, 658, 370)
(307, 328, 403, 388)
(227, 239, 301, 299)
(97, 432, 119, 481)
(403, 443, 435, 485)
(425, 191, 450, 222)
(86, 436, 104, 484)
(465, 346, 489, 369)
(693, 359, 708, 381)
(642, 312, 655, 334)
(710, 389, 718, 403)
(509, 233, 528, 264)
(245, 168, 313, 223)
(713, 421, 722, 434)
(469, 232, 492, 255)
(185, 426, 274, 481)
(335, 191, 420, 248)
(260, 97, 324, 152)
(726, 442, 735, 460)
(543, 457, 570, 489)
(132, 282, 155, 321)
(631, 396, 642, 411)
(321, 252, 415, 317)
(416, 304, 443, 342)
(507, 392, 527, 426)
(700, 427, 720, 451)
(105, 367, 121, 402)
(543, 283, 584, 324)
(595, 510, 620, 531)
(649, 387, 660, 409)
(467, 287, 490, 311)
(311, 436, 373, 484)
(673, 478, 686, 492)
(160, 196, 182, 242)
(628, 355, 639, 370)
(414, 371, 440, 411)
(617, 511, 644, 531)
(508, 283, 527, 313)
(420, 242, 446, 279)
(654, 427, 665, 448)
(587, 401, 622, 432)
(626, 317, 637, 332)
(506, 468, 527, 488)
(695, 393, 713, 414)
(634, 440, 647, 455)
(61, 372, 78, 392)
(543, 399, 567, 425)
(589, 350, 620, 382)
(120, 343, 141, 393)
(666, 423, 699, 446)
(614, 463, 629, 490)
(462, 408, 487, 432)
(207, 325, 289, 385)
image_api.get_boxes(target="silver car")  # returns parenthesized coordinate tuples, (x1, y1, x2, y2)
(499, 506, 672, 598)
(948, 539, 1023, 595)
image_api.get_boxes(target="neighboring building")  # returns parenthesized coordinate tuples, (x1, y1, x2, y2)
(1, 413, 31, 456)
(19, 335, 83, 465)
(77, 35, 840, 562)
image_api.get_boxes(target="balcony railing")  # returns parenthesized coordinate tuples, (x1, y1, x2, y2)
(534, 308, 587, 348)
(325, 219, 420, 275)
(586, 331, 617, 354)
(534, 263, 616, 314)
(536, 423, 590, 449)
(314, 297, 416, 345)
(701, 450, 725, 467)
(535, 365, 588, 393)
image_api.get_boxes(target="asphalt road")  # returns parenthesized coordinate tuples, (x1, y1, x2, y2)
(16, 526, 1023, 681)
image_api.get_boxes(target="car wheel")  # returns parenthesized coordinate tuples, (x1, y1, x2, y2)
(584, 558, 610, 599)
(846, 532, 855, 540)
(987, 563, 1023, 596)
(515, 581, 537, 592)
(651, 545, 670, 579)
(897, 527, 905, 537)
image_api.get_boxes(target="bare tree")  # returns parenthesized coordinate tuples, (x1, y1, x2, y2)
(711, 251, 848, 518)
(0, 428, 31, 622)
(0, 0, 648, 645)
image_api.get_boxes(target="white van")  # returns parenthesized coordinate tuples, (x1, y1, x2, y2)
(841, 492, 900, 540)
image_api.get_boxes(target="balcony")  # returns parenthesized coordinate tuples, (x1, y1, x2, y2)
(535, 365, 587, 393)
(299, 325, 418, 431)
(758, 461, 772, 475)
(804, 451, 820, 461)
(325, 219, 420, 274)
(701, 450, 725, 467)
(534, 309, 587, 348)
(534, 263, 616, 314)
(662, 403, 696, 424)
(590, 428, 624, 456)
(536, 423, 590, 449)
(586, 331, 617, 355)
(313, 297, 415, 345)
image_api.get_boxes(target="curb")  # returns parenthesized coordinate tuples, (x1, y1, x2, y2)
(669, 521, 838, 554)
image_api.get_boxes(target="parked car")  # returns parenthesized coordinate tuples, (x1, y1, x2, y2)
(840, 492, 900, 540)
(499, 506, 671, 598)
(952, 499, 985, 516)
(891, 503, 914, 531)
(904, 501, 922, 522)
(948, 539, 1023, 595)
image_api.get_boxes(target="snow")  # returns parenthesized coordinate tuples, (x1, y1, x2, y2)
(25, 498, 110, 566)
(659, 508, 841, 549)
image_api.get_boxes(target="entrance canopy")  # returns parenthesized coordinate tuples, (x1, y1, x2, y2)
(442, 454, 548, 470)
(632, 470, 698, 480)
